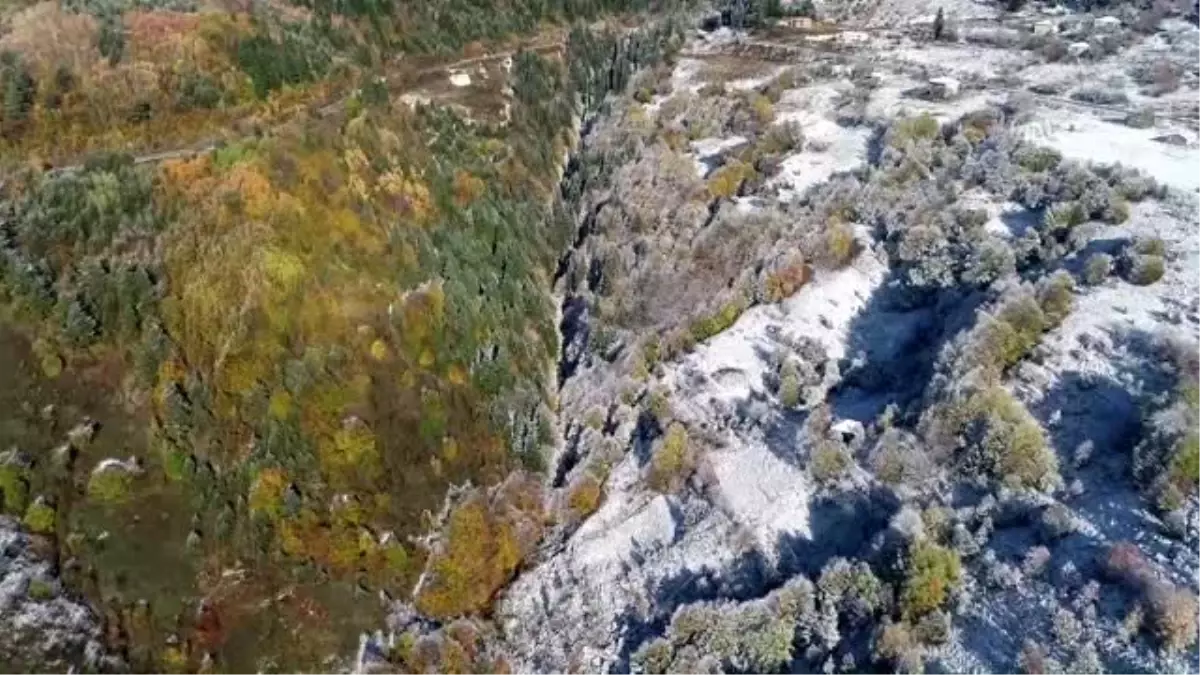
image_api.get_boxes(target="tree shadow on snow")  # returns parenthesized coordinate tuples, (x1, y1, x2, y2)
(829, 266, 987, 424)
(608, 488, 898, 672)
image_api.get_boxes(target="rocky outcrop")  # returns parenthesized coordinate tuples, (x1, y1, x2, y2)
(0, 517, 116, 672)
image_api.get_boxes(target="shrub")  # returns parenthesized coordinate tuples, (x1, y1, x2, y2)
(648, 423, 693, 493)
(1071, 87, 1128, 105)
(763, 254, 811, 302)
(821, 221, 859, 268)
(87, 466, 133, 504)
(1041, 37, 1068, 62)
(567, 474, 603, 518)
(1036, 271, 1074, 327)
(249, 468, 289, 519)
(981, 389, 1059, 491)
(0, 463, 30, 514)
(584, 407, 606, 430)
(1039, 503, 1077, 541)
(811, 441, 851, 484)
(707, 161, 755, 199)
(870, 429, 933, 487)
(1018, 641, 1048, 674)
(689, 297, 748, 343)
(1022, 546, 1052, 577)
(1149, 586, 1199, 654)
(779, 359, 801, 408)
(1134, 237, 1167, 257)
(633, 579, 811, 674)
(22, 499, 56, 535)
(1052, 608, 1083, 646)
(27, 578, 56, 601)
(751, 94, 775, 126)
(1083, 253, 1113, 285)
(633, 638, 674, 674)
(902, 540, 962, 619)
(972, 295, 1047, 372)
(1108, 198, 1131, 224)
(1043, 201, 1086, 235)
(819, 558, 884, 622)
(965, 237, 1016, 286)
(1124, 108, 1156, 129)
(1142, 60, 1181, 96)
(31, 338, 63, 379)
(757, 120, 804, 156)
(874, 621, 923, 673)
(1128, 254, 1165, 285)
(1168, 433, 1199, 495)
(890, 114, 940, 146)
(913, 610, 951, 645)
(1102, 541, 1156, 589)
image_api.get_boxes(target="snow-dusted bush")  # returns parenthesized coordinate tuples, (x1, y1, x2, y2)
(1018, 640, 1059, 675)
(924, 383, 1061, 492)
(873, 620, 924, 673)
(1148, 585, 1199, 654)
(1036, 271, 1076, 325)
(811, 440, 853, 484)
(1038, 503, 1079, 541)
(647, 422, 693, 493)
(1052, 607, 1084, 647)
(1022, 545, 1052, 577)
(632, 576, 819, 673)
(755, 119, 804, 157)
(1127, 254, 1166, 285)
(1132, 59, 1182, 96)
(964, 236, 1017, 286)
(818, 558, 885, 625)
(1071, 86, 1129, 105)
(871, 429, 935, 488)
(1083, 253, 1113, 285)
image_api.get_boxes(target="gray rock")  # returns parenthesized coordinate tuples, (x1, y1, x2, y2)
(1152, 133, 1189, 147)
(0, 517, 117, 672)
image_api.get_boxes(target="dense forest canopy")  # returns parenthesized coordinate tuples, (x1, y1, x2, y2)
(0, 0, 691, 669)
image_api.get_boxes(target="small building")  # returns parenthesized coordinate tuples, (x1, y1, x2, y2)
(1094, 16, 1122, 31)
(1033, 20, 1057, 36)
(1067, 41, 1091, 57)
(448, 71, 471, 87)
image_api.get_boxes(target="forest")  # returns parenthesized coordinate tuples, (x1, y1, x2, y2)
(0, 0, 691, 669)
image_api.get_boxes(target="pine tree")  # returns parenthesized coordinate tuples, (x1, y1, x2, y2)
(97, 15, 126, 67)
(934, 7, 945, 40)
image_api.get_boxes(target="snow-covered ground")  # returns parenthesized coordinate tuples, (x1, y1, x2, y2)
(1017, 110, 1200, 192)
(494, 3, 1200, 672)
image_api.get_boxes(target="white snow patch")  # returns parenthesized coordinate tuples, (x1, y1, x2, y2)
(1017, 109, 1200, 192)
(887, 41, 1031, 77)
(708, 441, 812, 547)
(669, 243, 888, 410)
(772, 84, 872, 198)
(571, 494, 679, 568)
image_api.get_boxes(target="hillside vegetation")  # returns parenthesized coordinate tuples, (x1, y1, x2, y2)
(0, 0, 689, 668)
